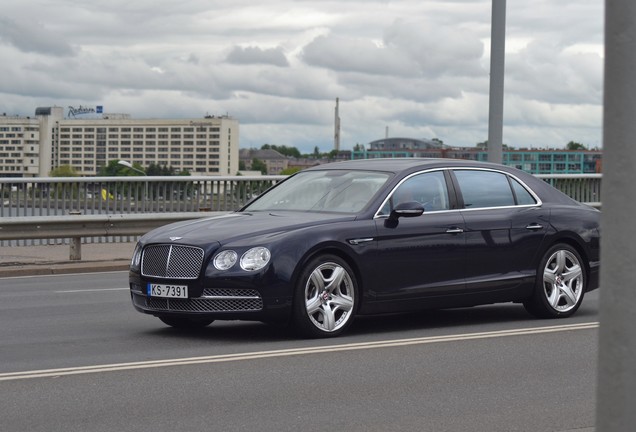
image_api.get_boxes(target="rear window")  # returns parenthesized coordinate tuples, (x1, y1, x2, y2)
(510, 178, 537, 205)
(454, 170, 515, 209)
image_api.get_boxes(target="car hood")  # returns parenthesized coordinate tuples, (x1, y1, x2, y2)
(140, 211, 356, 246)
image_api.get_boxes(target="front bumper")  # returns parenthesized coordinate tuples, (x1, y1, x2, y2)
(129, 275, 293, 322)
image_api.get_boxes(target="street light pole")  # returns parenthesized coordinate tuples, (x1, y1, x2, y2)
(488, 0, 506, 164)
(117, 160, 146, 176)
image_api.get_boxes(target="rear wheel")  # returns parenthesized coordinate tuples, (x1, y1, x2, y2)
(292, 254, 358, 338)
(524, 244, 586, 318)
(158, 316, 214, 329)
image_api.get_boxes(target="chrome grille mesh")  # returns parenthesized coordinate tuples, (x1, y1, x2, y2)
(131, 288, 263, 313)
(202, 288, 260, 297)
(141, 245, 204, 279)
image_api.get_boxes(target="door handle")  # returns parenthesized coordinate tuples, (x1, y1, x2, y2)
(526, 223, 543, 230)
(445, 227, 464, 234)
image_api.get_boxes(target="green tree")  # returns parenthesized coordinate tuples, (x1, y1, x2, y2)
(146, 163, 190, 176)
(146, 163, 163, 176)
(98, 160, 135, 176)
(261, 144, 301, 158)
(97, 160, 189, 176)
(566, 141, 587, 150)
(281, 167, 301, 175)
(50, 165, 79, 177)
(252, 158, 268, 174)
(49, 165, 80, 199)
(476, 140, 509, 150)
(146, 163, 175, 176)
(281, 145, 301, 158)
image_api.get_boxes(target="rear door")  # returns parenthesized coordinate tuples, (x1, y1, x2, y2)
(452, 169, 549, 292)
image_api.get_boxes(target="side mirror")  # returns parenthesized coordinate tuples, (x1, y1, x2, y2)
(389, 201, 424, 221)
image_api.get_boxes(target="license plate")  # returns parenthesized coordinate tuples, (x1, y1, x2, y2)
(147, 283, 188, 299)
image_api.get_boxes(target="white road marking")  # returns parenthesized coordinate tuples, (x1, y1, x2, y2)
(54, 288, 128, 293)
(0, 322, 599, 382)
(1, 271, 128, 280)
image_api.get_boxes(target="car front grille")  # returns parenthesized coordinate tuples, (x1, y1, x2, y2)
(131, 288, 263, 313)
(141, 244, 204, 279)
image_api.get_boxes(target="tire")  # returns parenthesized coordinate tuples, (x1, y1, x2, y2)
(292, 254, 358, 338)
(158, 316, 214, 329)
(524, 244, 586, 318)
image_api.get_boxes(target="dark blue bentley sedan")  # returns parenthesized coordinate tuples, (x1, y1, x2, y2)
(128, 158, 600, 338)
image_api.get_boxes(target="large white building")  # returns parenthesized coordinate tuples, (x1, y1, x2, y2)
(0, 114, 40, 177)
(0, 106, 239, 177)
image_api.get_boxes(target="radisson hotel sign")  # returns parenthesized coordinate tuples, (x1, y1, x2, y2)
(68, 105, 103, 118)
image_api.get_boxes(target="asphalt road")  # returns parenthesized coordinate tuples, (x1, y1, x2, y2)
(0, 271, 599, 432)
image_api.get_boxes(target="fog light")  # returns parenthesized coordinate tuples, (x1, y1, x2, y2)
(131, 243, 143, 271)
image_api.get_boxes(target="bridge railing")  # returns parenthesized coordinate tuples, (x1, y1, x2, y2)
(0, 175, 285, 246)
(0, 173, 601, 249)
(0, 175, 286, 217)
(536, 173, 602, 208)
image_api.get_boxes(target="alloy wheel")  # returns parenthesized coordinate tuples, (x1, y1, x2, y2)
(542, 249, 584, 313)
(304, 262, 355, 333)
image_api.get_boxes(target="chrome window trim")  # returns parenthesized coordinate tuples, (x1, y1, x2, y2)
(452, 167, 543, 210)
(374, 168, 451, 219)
(373, 167, 542, 220)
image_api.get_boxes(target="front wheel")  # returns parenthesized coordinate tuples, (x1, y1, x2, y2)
(292, 255, 358, 338)
(524, 244, 586, 318)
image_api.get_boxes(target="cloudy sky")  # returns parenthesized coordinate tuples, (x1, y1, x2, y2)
(0, 0, 603, 154)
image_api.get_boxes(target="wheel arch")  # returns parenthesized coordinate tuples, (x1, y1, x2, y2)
(290, 243, 365, 309)
(524, 235, 589, 318)
(541, 234, 591, 282)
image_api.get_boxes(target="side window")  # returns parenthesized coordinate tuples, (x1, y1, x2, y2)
(381, 171, 450, 215)
(454, 170, 514, 209)
(510, 178, 537, 205)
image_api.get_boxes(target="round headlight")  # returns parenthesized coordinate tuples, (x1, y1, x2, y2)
(240, 247, 271, 271)
(213, 250, 238, 270)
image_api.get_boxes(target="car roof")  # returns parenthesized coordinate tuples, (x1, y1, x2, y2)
(304, 157, 515, 173)
(303, 157, 573, 202)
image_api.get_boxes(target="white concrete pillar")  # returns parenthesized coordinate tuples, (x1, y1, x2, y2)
(596, 1, 636, 430)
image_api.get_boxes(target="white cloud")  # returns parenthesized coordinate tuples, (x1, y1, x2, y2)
(0, 17, 76, 56)
(226, 46, 289, 67)
(0, 0, 605, 152)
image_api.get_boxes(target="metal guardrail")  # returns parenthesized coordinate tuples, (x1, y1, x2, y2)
(0, 175, 285, 246)
(0, 212, 224, 260)
(0, 173, 602, 257)
(536, 173, 602, 208)
(0, 175, 285, 216)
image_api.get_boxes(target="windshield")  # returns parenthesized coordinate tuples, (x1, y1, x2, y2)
(243, 170, 391, 213)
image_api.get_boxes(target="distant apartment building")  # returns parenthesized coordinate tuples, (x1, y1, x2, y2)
(239, 149, 289, 175)
(0, 114, 41, 177)
(0, 106, 239, 177)
(352, 137, 602, 174)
